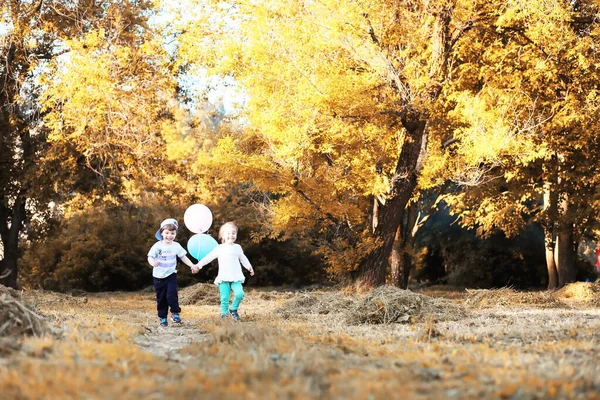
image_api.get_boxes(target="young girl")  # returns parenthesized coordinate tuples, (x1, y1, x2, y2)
(148, 218, 197, 327)
(193, 222, 254, 321)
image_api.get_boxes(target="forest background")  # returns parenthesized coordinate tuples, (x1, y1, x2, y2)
(2, 0, 600, 294)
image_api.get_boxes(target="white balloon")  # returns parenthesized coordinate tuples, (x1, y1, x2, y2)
(184, 204, 213, 233)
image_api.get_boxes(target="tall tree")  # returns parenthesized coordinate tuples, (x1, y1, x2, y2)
(0, 0, 170, 288)
(176, 0, 516, 286)
(1, 0, 57, 288)
(442, 0, 600, 289)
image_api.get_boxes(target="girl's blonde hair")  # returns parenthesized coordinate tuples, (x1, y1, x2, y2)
(218, 222, 238, 243)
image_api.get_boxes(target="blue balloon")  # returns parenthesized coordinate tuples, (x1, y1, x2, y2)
(187, 233, 218, 261)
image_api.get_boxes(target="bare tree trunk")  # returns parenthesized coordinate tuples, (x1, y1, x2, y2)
(555, 228, 576, 288)
(356, 117, 426, 287)
(0, 32, 28, 289)
(403, 203, 421, 288)
(390, 180, 449, 289)
(0, 195, 26, 289)
(390, 224, 402, 286)
(542, 160, 559, 289)
(390, 203, 418, 289)
(555, 192, 577, 288)
(402, 252, 412, 289)
(357, 193, 411, 287)
(372, 196, 379, 233)
(544, 227, 559, 289)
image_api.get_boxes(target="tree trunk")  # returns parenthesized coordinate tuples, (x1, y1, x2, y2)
(357, 194, 409, 286)
(355, 8, 453, 287)
(0, 196, 26, 289)
(401, 251, 412, 289)
(554, 191, 577, 288)
(390, 203, 418, 289)
(543, 226, 559, 289)
(402, 204, 419, 288)
(542, 160, 559, 289)
(0, 34, 27, 290)
(356, 117, 426, 287)
(555, 222, 576, 288)
(555, 228, 576, 287)
(390, 224, 402, 286)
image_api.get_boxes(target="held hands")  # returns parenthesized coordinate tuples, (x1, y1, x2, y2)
(191, 265, 202, 274)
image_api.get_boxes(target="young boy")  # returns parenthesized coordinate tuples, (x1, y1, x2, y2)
(147, 218, 196, 327)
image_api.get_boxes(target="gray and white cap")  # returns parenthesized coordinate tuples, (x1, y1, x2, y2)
(155, 218, 179, 241)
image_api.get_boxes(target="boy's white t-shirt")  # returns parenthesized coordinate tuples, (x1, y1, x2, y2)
(147, 241, 187, 278)
(198, 243, 252, 284)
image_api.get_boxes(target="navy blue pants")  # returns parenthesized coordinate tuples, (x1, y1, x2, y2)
(154, 273, 181, 319)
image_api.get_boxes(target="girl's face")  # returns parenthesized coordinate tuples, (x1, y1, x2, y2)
(161, 229, 177, 243)
(223, 227, 237, 244)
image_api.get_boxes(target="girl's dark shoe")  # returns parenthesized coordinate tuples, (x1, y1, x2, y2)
(229, 309, 241, 322)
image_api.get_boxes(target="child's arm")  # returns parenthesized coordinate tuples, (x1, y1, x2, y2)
(197, 246, 220, 269)
(179, 255, 196, 270)
(175, 243, 200, 272)
(182, 256, 201, 274)
(147, 243, 159, 267)
(238, 247, 254, 276)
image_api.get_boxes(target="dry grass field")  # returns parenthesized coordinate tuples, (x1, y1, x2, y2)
(1, 282, 599, 399)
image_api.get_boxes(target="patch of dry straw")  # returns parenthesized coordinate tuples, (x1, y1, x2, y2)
(20, 289, 88, 308)
(179, 283, 221, 305)
(0, 285, 52, 341)
(464, 287, 567, 309)
(0, 284, 20, 299)
(275, 292, 360, 319)
(344, 285, 467, 325)
(555, 282, 600, 305)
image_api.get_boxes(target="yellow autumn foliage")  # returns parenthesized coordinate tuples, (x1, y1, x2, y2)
(132, 0, 589, 282)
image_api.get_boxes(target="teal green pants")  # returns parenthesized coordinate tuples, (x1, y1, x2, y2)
(218, 281, 245, 315)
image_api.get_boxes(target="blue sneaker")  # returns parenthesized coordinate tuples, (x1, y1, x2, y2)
(171, 313, 182, 324)
(159, 318, 168, 327)
(229, 309, 241, 322)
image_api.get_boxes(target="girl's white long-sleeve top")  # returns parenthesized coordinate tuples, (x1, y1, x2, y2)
(198, 243, 252, 284)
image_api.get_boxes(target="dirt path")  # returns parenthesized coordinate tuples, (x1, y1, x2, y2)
(133, 318, 210, 362)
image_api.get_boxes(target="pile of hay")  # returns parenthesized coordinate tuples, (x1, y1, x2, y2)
(464, 287, 566, 309)
(256, 290, 296, 301)
(20, 289, 88, 307)
(275, 292, 360, 319)
(0, 284, 20, 299)
(555, 282, 600, 305)
(343, 285, 466, 325)
(0, 285, 51, 340)
(179, 283, 221, 305)
(275, 293, 320, 318)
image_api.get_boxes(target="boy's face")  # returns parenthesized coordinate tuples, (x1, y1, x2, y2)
(161, 229, 177, 243)
(223, 227, 237, 244)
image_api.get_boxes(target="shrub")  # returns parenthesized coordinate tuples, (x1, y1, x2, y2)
(20, 201, 329, 291)
(414, 215, 545, 289)
(20, 203, 158, 292)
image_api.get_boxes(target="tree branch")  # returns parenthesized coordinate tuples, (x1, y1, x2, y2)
(23, 0, 44, 19)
